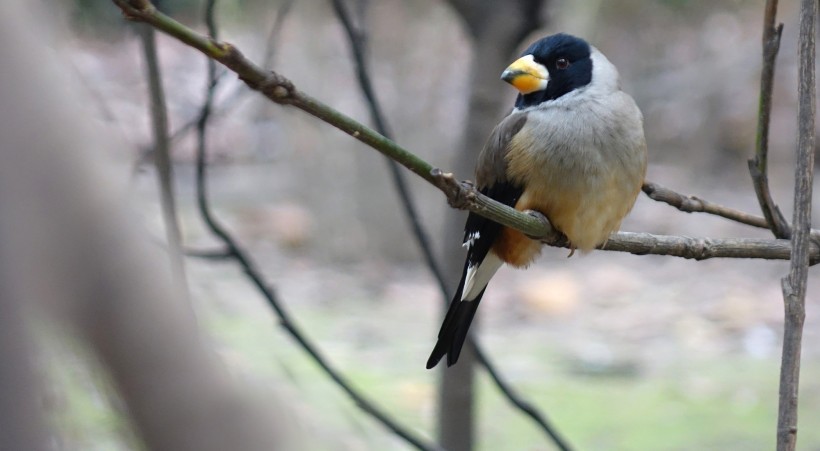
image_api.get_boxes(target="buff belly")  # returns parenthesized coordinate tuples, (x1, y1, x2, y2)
(491, 91, 647, 268)
(492, 168, 642, 268)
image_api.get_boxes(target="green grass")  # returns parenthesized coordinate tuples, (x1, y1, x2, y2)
(44, 295, 820, 450)
(201, 297, 820, 450)
(475, 358, 820, 451)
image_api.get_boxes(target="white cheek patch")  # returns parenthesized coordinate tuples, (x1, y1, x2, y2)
(520, 54, 549, 80)
(522, 55, 550, 92)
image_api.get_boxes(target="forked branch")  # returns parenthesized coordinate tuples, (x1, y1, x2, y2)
(776, 0, 815, 448)
(749, 0, 789, 238)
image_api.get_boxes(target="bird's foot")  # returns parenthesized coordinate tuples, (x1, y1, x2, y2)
(523, 209, 572, 249)
(431, 168, 474, 210)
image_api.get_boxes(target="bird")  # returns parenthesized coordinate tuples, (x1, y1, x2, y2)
(426, 33, 647, 369)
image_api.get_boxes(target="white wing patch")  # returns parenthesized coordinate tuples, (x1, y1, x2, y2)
(462, 231, 481, 248)
(461, 252, 503, 301)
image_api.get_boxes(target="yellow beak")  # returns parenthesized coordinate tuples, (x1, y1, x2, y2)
(501, 55, 549, 94)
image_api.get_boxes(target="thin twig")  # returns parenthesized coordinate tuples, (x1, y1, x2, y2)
(134, 0, 295, 170)
(642, 181, 769, 229)
(471, 344, 572, 450)
(183, 247, 233, 260)
(177, 0, 293, 140)
(642, 182, 820, 242)
(329, 1, 572, 449)
(328, 0, 448, 292)
(261, 0, 294, 69)
(138, 23, 189, 298)
(777, 0, 815, 448)
(190, 2, 440, 450)
(595, 230, 817, 261)
(749, 0, 789, 238)
(176, 0, 294, 138)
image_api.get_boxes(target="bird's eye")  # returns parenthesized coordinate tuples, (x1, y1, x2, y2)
(556, 58, 570, 70)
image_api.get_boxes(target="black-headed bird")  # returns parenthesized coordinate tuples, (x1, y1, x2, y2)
(427, 33, 647, 369)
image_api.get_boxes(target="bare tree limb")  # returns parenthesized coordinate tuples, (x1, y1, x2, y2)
(137, 23, 189, 299)
(594, 230, 817, 261)
(643, 182, 820, 242)
(260, 0, 295, 69)
(329, 0, 447, 292)
(749, 0, 789, 238)
(133, 0, 295, 171)
(171, 0, 293, 142)
(191, 2, 440, 450)
(776, 0, 815, 448)
(329, 2, 571, 450)
(474, 346, 574, 450)
(642, 181, 769, 229)
(172, 0, 292, 146)
(183, 246, 233, 260)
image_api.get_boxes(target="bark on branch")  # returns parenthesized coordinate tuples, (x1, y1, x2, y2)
(642, 181, 770, 229)
(749, 0, 790, 238)
(776, 0, 815, 448)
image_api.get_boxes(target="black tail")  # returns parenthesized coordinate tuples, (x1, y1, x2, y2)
(426, 262, 488, 368)
(427, 202, 513, 369)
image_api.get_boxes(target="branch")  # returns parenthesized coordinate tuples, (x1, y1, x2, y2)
(749, 0, 789, 238)
(642, 181, 769, 229)
(183, 246, 232, 260)
(260, 0, 294, 69)
(168, 0, 295, 145)
(643, 182, 820, 243)
(190, 2, 440, 450)
(777, 0, 815, 448)
(329, 0, 447, 291)
(329, 2, 572, 450)
(133, 0, 294, 171)
(137, 23, 189, 298)
(595, 230, 817, 261)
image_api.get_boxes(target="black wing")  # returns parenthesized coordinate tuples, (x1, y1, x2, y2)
(426, 112, 528, 368)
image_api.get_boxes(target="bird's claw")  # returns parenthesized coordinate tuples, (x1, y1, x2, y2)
(523, 209, 574, 250)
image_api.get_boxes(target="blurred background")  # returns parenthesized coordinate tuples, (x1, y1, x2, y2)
(35, 0, 820, 449)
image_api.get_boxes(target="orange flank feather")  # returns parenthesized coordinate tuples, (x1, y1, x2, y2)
(492, 227, 541, 268)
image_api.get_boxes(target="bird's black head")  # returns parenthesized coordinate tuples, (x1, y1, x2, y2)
(501, 33, 593, 109)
